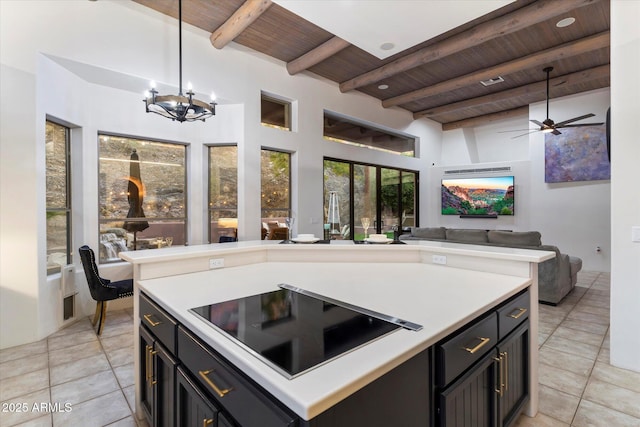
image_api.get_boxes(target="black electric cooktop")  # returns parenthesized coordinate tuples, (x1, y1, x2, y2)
(190, 284, 421, 379)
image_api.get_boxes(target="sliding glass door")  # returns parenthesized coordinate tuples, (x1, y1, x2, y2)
(354, 164, 377, 240)
(323, 159, 351, 239)
(380, 168, 400, 236)
(324, 158, 418, 240)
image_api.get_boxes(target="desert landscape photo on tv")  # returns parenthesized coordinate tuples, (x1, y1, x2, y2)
(441, 176, 514, 216)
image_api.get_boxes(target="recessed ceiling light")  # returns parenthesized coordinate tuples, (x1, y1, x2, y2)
(378, 84, 389, 90)
(556, 17, 575, 28)
(380, 42, 395, 51)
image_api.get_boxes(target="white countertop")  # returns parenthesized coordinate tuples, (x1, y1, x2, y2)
(138, 259, 534, 419)
(121, 239, 554, 265)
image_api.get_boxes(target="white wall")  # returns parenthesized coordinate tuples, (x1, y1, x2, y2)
(528, 89, 611, 272)
(0, 64, 40, 346)
(610, 0, 640, 373)
(428, 160, 531, 232)
(0, 0, 439, 348)
(439, 89, 611, 273)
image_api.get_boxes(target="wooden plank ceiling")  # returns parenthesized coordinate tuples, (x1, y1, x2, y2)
(134, 0, 610, 132)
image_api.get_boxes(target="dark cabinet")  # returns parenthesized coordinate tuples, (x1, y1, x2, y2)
(140, 325, 177, 427)
(140, 293, 178, 427)
(218, 413, 235, 427)
(139, 287, 530, 427)
(178, 326, 297, 427)
(496, 322, 529, 427)
(435, 290, 530, 427)
(439, 350, 497, 427)
(139, 326, 154, 421)
(176, 366, 220, 427)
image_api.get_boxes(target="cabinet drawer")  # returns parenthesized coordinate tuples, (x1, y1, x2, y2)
(140, 293, 177, 354)
(437, 313, 498, 387)
(497, 290, 530, 340)
(177, 326, 296, 427)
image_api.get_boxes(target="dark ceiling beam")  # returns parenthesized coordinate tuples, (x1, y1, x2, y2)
(384, 31, 610, 108)
(442, 107, 529, 131)
(287, 36, 351, 75)
(414, 64, 610, 119)
(339, 0, 601, 93)
(210, 0, 273, 49)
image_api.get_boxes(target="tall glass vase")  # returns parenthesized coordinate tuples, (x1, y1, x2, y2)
(327, 191, 341, 239)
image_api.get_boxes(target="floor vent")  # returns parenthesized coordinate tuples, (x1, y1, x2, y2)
(61, 264, 77, 321)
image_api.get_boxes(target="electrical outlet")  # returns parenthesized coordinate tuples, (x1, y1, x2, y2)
(432, 254, 447, 265)
(209, 258, 224, 269)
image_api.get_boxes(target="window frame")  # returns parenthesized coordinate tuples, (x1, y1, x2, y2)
(207, 144, 238, 243)
(97, 132, 188, 263)
(323, 110, 417, 157)
(261, 92, 292, 131)
(323, 157, 419, 240)
(260, 148, 292, 220)
(45, 119, 72, 275)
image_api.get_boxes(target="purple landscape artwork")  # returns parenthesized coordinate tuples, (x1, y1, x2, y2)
(544, 126, 610, 183)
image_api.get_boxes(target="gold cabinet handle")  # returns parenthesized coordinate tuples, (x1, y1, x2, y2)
(503, 351, 509, 391)
(463, 337, 490, 354)
(145, 345, 153, 382)
(149, 349, 158, 386)
(493, 354, 504, 396)
(199, 369, 233, 398)
(143, 314, 161, 327)
(145, 345, 158, 385)
(509, 307, 527, 319)
(203, 419, 214, 427)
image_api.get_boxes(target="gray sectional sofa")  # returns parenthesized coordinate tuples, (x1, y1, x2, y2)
(400, 227, 582, 304)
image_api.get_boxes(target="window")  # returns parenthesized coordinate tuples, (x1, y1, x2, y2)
(98, 134, 186, 263)
(46, 120, 71, 274)
(261, 149, 291, 238)
(208, 145, 238, 243)
(323, 111, 416, 157)
(323, 158, 418, 240)
(261, 92, 291, 131)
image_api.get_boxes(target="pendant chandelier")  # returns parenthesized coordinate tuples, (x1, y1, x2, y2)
(143, 0, 216, 122)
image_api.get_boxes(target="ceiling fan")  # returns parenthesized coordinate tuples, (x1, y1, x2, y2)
(507, 66, 604, 139)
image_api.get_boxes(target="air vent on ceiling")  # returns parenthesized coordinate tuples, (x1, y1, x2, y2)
(480, 76, 505, 87)
(444, 167, 511, 175)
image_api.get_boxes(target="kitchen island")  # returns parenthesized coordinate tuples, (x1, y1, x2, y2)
(121, 240, 554, 426)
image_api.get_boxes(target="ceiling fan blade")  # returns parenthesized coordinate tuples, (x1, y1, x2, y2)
(557, 122, 605, 128)
(551, 129, 562, 135)
(554, 113, 596, 127)
(498, 128, 538, 133)
(530, 119, 544, 127)
(511, 130, 540, 139)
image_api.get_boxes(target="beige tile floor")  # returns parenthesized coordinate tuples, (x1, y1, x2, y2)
(1, 271, 639, 426)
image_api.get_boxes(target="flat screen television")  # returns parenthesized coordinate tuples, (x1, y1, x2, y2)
(442, 176, 514, 216)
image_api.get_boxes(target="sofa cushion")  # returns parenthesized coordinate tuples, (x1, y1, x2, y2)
(411, 227, 447, 239)
(446, 228, 488, 243)
(487, 231, 542, 247)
